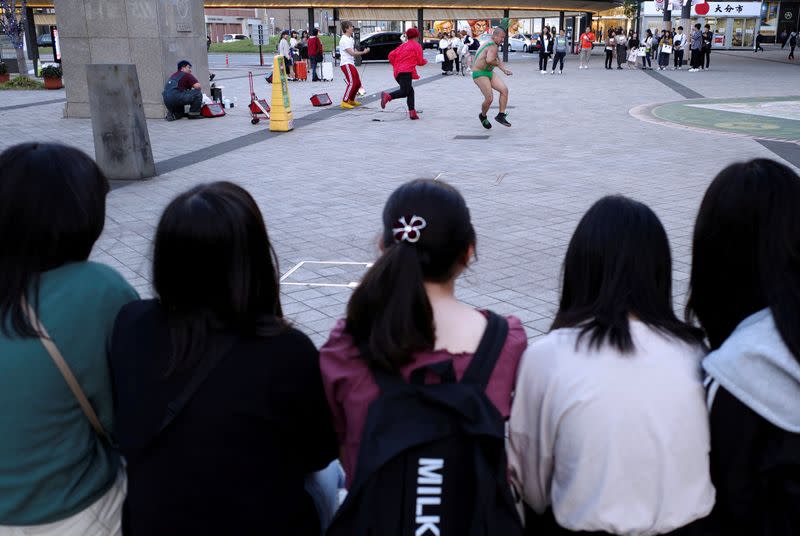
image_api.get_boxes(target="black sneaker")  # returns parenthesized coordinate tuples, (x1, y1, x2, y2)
(479, 113, 492, 129)
(187, 112, 203, 120)
(494, 112, 511, 127)
(165, 111, 176, 121)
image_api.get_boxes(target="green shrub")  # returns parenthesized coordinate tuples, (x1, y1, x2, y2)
(40, 64, 62, 78)
(0, 76, 44, 90)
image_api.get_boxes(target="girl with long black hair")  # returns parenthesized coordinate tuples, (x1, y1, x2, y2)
(508, 195, 714, 535)
(109, 182, 338, 535)
(320, 179, 527, 489)
(688, 159, 800, 536)
(0, 143, 136, 534)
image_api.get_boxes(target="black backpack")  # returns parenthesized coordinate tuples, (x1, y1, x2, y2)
(327, 312, 524, 536)
(162, 71, 185, 99)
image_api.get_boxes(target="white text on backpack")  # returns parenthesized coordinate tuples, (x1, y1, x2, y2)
(416, 458, 443, 536)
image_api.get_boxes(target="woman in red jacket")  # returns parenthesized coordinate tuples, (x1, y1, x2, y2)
(381, 28, 427, 120)
(307, 28, 324, 82)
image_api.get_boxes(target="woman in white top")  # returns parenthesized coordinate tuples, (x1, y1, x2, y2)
(278, 31, 295, 79)
(439, 33, 453, 75)
(460, 30, 474, 71)
(449, 31, 463, 74)
(508, 195, 715, 536)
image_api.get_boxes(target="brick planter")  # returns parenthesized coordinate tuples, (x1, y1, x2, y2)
(0, 74, 9, 84)
(43, 76, 63, 89)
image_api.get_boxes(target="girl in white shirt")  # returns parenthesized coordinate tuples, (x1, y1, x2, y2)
(439, 33, 453, 75)
(508, 195, 715, 536)
(449, 31, 463, 74)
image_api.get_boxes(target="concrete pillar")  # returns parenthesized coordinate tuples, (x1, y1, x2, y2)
(54, 0, 209, 119)
(417, 8, 423, 44)
(308, 7, 314, 31)
(664, 8, 673, 32)
(586, 12, 593, 32)
(87, 64, 155, 180)
(559, 11, 565, 32)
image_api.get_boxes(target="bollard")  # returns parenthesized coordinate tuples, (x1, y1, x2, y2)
(226, 54, 229, 66)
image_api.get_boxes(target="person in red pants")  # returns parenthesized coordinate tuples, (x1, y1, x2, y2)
(381, 28, 427, 120)
(339, 21, 370, 109)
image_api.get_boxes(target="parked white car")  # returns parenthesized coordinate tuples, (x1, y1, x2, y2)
(222, 34, 248, 43)
(478, 33, 530, 52)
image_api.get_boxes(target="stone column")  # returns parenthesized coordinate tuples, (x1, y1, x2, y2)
(54, 0, 209, 119)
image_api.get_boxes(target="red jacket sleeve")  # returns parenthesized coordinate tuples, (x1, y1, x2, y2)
(388, 47, 397, 65)
(416, 42, 427, 66)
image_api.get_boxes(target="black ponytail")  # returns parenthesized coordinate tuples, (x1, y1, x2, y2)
(346, 179, 475, 372)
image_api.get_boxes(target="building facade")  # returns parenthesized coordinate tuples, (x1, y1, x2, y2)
(204, 8, 264, 42)
(641, 1, 764, 48)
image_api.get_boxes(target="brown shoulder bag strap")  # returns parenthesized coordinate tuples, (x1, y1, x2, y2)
(21, 296, 109, 440)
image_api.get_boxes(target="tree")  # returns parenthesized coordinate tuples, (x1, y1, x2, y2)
(0, 0, 29, 76)
(623, 0, 639, 21)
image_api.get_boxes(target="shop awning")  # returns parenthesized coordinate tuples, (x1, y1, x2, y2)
(29, 1, 621, 13)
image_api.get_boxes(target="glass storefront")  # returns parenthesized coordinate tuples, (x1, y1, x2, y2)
(760, 1, 780, 40)
(731, 16, 757, 45)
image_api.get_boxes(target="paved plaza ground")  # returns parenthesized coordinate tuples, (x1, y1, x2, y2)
(1, 47, 798, 345)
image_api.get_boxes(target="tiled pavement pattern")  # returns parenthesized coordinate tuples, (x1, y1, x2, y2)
(1, 50, 798, 346)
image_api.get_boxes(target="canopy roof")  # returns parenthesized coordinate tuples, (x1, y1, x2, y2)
(30, 1, 620, 14)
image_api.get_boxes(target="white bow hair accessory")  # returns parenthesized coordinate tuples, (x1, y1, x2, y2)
(393, 215, 427, 243)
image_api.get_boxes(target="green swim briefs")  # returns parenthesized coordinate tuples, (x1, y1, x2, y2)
(472, 69, 494, 80)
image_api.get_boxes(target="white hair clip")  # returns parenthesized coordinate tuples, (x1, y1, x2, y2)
(393, 215, 427, 243)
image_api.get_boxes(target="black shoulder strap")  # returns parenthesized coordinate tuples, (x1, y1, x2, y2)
(461, 311, 509, 389)
(158, 335, 238, 435)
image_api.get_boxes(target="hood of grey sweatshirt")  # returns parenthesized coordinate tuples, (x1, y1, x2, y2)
(703, 308, 800, 433)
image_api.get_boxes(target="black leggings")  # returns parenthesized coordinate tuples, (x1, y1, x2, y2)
(539, 53, 550, 70)
(389, 72, 415, 110)
(703, 47, 711, 67)
(552, 52, 566, 71)
(605, 49, 613, 68)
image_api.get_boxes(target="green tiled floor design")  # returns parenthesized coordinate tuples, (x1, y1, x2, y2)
(652, 96, 800, 141)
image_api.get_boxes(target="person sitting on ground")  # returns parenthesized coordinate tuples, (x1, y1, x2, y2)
(0, 143, 138, 534)
(320, 179, 527, 535)
(111, 182, 339, 536)
(688, 159, 800, 536)
(509, 195, 715, 535)
(162, 60, 203, 121)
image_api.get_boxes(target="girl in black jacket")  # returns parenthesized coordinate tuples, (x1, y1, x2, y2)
(539, 28, 553, 73)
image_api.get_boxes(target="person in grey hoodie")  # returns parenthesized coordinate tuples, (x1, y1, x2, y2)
(551, 29, 569, 74)
(688, 158, 800, 536)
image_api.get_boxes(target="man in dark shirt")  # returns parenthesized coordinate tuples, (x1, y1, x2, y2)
(162, 60, 203, 121)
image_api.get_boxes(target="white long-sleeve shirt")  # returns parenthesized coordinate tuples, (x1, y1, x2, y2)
(508, 321, 715, 536)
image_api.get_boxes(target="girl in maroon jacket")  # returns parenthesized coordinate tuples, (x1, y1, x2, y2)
(307, 29, 324, 82)
(381, 28, 427, 120)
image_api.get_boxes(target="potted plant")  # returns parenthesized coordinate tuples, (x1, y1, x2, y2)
(0, 63, 8, 84)
(40, 64, 63, 89)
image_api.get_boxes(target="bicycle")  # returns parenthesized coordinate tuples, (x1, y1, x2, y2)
(459, 50, 473, 76)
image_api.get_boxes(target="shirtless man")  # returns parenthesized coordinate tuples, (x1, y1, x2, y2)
(472, 27, 513, 128)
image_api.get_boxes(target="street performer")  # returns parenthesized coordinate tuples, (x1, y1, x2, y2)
(472, 26, 513, 129)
